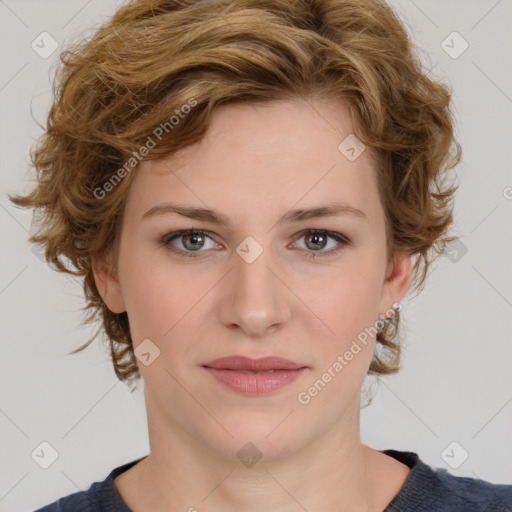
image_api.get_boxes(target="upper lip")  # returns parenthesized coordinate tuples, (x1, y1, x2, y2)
(203, 356, 306, 371)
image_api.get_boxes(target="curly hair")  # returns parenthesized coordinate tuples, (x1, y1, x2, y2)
(9, 0, 461, 392)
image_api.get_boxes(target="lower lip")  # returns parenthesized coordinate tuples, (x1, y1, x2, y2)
(203, 367, 307, 395)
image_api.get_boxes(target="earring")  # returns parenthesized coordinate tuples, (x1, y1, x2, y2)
(376, 318, 386, 331)
(377, 301, 402, 331)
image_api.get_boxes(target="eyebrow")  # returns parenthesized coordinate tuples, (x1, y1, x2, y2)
(141, 201, 368, 226)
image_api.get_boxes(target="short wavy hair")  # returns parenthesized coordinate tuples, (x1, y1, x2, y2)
(9, 0, 461, 391)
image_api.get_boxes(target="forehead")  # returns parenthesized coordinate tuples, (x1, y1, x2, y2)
(123, 98, 382, 228)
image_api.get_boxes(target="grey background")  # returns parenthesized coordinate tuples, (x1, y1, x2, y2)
(0, 0, 511, 510)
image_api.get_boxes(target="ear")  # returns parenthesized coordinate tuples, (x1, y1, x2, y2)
(91, 250, 126, 314)
(378, 251, 412, 319)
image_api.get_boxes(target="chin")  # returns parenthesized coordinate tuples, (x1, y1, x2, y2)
(203, 417, 311, 464)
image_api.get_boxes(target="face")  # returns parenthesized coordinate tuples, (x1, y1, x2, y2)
(93, 97, 411, 462)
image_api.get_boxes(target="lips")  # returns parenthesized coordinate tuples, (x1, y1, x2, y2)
(202, 356, 307, 395)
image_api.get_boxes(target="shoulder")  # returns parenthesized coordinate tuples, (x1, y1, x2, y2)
(383, 449, 512, 512)
(434, 468, 512, 511)
(33, 490, 92, 512)
(33, 457, 145, 512)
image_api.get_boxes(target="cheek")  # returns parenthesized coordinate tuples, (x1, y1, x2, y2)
(304, 255, 384, 395)
(299, 271, 381, 410)
(314, 261, 385, 340)
(118, 248, 183, 345)
(119, 249, 221, 362)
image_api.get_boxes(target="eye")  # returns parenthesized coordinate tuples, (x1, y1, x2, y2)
(161, 229, 219, 257)
(161, 228, 350, 259)
(292, 229, 351, 259)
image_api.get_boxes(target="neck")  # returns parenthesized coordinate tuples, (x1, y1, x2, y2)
(136, 395, 380, 512)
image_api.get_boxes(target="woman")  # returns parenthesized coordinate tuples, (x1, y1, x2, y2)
(10, 0, 511, 510)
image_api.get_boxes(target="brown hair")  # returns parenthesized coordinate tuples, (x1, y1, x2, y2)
(9, 0, 461, 391)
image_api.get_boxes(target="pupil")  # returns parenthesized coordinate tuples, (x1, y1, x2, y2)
(307, 233, 326, 250)
(185, 233, 203, 251)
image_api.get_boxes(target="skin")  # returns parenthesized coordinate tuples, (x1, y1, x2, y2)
(93, 97, 413, 512)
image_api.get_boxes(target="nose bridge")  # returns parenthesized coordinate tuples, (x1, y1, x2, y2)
(222, 236, 291, 335)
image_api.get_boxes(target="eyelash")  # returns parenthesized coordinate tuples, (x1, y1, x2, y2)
(160, 229, 351, 259)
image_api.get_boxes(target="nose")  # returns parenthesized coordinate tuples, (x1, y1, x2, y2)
(218, 244, 292, 338)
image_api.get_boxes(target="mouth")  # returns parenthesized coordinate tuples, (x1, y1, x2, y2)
(202, 356, 307, 395)
(230, 369, 277, 374)
(203, 355, 306, 371)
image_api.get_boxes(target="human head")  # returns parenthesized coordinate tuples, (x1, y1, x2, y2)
(9, 0, 461, 393)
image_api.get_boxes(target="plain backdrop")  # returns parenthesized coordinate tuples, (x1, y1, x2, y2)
(0, 0, 511, 510)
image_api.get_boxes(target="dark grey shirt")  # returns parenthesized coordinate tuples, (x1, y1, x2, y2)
(34, 449, 512, 511)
